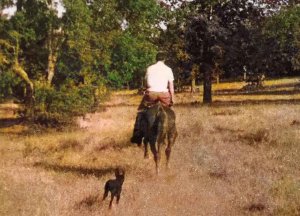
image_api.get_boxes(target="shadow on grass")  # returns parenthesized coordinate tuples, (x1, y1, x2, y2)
(76, 194, 100, 209)
(214, 89, 300, 96)
(173, 99, 300, 108)
(94, 140, 132, 152)
(0, 117, 24, 128)
(211, 99, 300, 106)
(33, 161, 117, 178)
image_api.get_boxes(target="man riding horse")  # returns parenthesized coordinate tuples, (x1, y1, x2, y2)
(131, 52, 175, 145)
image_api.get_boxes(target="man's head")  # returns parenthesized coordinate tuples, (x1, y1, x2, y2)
(156, 52, 166, 62)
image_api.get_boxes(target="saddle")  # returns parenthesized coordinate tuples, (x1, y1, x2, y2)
(142, 100, 173, 110)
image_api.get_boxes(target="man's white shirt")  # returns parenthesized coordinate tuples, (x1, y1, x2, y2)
(145, 61, 174, 92)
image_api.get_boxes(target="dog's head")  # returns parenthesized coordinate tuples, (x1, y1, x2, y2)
(115, 168, 125, 181)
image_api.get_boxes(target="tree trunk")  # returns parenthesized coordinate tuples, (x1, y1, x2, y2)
(47, 46, 57, 85)
(47, 24, 59, 85)
(141, 77, 144, 88)
(216, 73, 220, 84)
(12, 62, 35, 116)
(16, 0, 23, 11)
(203, 65, 212, 104)
(12, 32, 35, 116)
(191, 77, 196, 93)
(190, 64, 197, 93)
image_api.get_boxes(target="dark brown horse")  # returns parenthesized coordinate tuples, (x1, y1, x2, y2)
(140, 103, 177, 174)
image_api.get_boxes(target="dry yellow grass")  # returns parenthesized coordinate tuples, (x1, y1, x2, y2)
(1, 77, 300, 216)
(212, 77, 300, 90)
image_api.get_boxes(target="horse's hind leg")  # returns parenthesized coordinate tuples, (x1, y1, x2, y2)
(143, 139, 150, 159)
(155, 133, 166, 174)
(149, 137, 160, 174)
(157, 142, 163, 174)
(166, 130, 177, 169)
(165, 144, 171, 169)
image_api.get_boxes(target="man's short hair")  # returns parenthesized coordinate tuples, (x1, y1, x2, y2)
(156, 52, 166, 61)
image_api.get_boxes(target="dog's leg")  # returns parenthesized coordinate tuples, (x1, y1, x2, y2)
(116, 193, 121, 204)
(109, 194, 114, 209)
(102, 184, 109, 200)
(103, 191, 108, 201)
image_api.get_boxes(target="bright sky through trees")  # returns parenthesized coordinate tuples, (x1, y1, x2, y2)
(2, 0, 65, 18)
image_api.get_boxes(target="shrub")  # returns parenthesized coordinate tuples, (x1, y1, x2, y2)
(238, 129, 270, 146)
(33, 82, 108, 127)
(0, 70, 24, 101)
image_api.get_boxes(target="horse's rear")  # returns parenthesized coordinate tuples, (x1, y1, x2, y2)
(142, 103, 177, 174)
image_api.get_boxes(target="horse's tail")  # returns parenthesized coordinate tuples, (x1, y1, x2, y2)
(155, 103, 166, 122)
(157, 103, 164, 116)
(156, 104, 168, 140)
(144, 103, 167, 142)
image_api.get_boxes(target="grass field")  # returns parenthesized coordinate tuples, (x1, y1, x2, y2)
(1, 77, 300, 216)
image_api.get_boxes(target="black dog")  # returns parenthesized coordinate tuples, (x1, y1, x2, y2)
(102, 168, 125, 209)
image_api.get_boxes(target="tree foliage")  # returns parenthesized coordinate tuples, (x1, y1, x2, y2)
(264, 5, 300, 72)
(109, 32, 156, 88)
(0, 0, 300, 121)
(0, 0, 162, 124)
(183, 0, 298, 102)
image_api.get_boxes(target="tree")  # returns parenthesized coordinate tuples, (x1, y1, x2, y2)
(185, 2, 227, 103)
(0, 0, 108, 121)
(54, 0, 93, 86)
(154, 1, 194, 91)
(45, 1, 64, 85)
(109, 32, 156, 88)
(102, 0, 163, 88)
(117, 0, 162, 39)
(264, 5, 300, 73)
(0, 11, 36, 114)
(184, 0, 285, 103)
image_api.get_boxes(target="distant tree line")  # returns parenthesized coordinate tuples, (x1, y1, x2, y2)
(0, 0, 299, 121)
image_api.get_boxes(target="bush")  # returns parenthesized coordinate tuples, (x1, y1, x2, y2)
(0, 70, 24, 101)
(34, 82, 108, 126)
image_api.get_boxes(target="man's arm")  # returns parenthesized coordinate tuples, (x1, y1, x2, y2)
(168, 80, 175, 105)
(144, 69, 149, 91)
